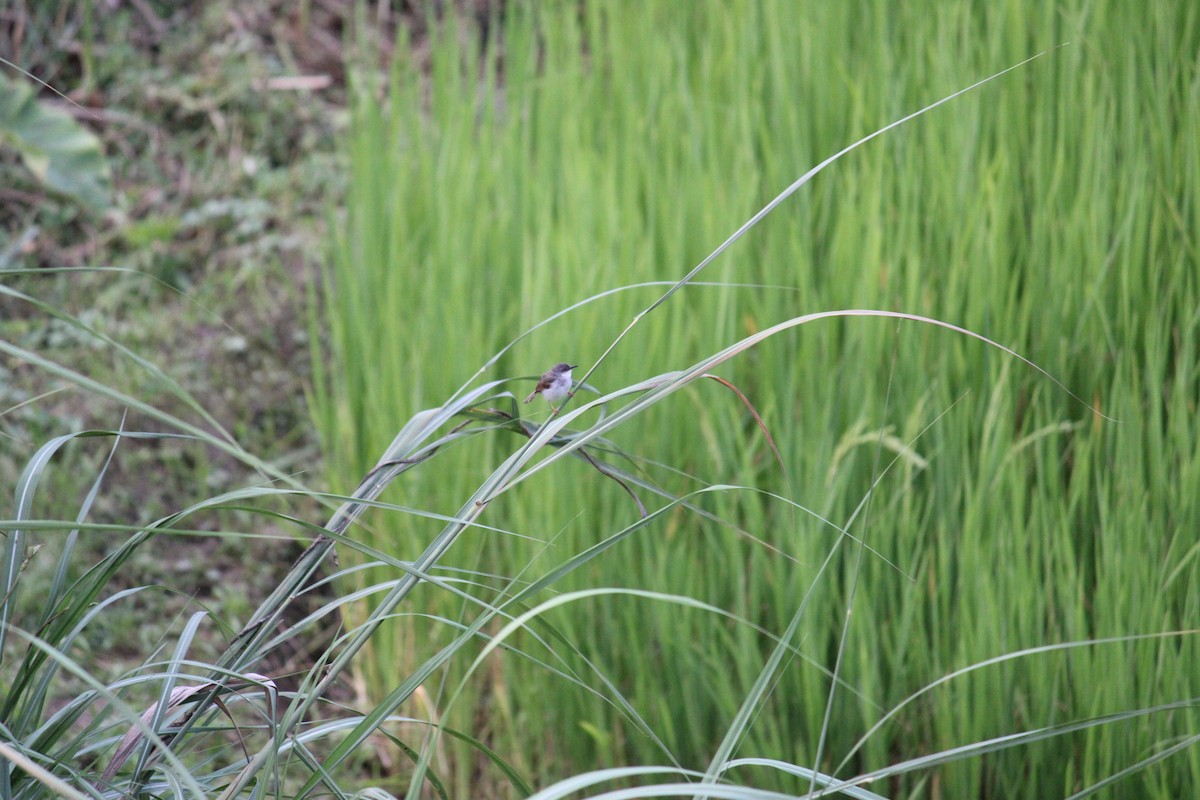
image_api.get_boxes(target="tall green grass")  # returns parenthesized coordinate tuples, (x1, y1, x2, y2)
(310, 0, 1199, 796)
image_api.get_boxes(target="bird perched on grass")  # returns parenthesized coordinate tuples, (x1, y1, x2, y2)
(524, 363, 577, 414)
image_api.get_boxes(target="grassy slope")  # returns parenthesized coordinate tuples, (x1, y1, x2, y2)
(314, 0, 1199, 796)
(1, 1, 346, 660)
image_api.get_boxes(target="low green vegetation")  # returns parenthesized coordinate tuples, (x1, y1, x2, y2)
(2, 0, 1197, 798)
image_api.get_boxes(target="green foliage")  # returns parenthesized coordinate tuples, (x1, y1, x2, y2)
(1, 0, 1197, 797)
(310, 0, 1200, 796)
(0, 73, 112, 213)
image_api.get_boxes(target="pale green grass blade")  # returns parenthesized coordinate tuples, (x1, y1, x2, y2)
(578, 48, 1064, 397)
(131, 611, 209, 784)
(1, 627, 208, 798)
(723, 759, 888, 800)
(1064, 734, 1200, 799)
(818, 700, 1200, 799)
(0, 740, 92, 800)
(0, 283, 232, 444)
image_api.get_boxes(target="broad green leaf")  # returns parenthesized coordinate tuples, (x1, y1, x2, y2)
(0, 74, 112, 212)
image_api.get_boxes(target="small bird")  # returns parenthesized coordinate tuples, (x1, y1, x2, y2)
(524, 362, 578, 413)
